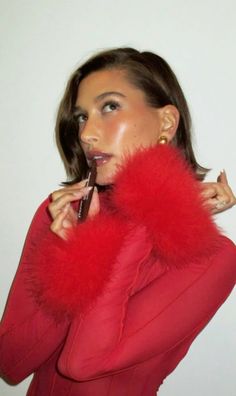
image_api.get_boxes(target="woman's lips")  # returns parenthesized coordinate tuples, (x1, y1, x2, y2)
(86, 151, 113, 167)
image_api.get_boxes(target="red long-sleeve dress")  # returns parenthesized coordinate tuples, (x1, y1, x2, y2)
(1, 145, 236, 396)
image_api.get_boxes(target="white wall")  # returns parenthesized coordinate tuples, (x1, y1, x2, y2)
(0, 1, 235, 395)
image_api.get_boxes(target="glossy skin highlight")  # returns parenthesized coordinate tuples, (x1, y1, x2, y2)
(75, 69, 174, 185)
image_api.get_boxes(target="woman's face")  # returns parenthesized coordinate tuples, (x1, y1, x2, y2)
(75, 69, 167, 185)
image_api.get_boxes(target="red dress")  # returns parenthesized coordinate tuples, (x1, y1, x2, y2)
(1, 145, 236, 396)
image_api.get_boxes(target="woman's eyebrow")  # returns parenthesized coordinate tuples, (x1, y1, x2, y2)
(74, 91, 126, 113)
(95, 91, 126, 102)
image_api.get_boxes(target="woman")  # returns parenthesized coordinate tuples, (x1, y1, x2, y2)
(0, 47, 236, 396)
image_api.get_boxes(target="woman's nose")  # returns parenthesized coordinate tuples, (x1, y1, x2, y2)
(79, 118, 100, 145)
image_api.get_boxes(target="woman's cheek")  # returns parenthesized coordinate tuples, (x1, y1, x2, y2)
(106, 117, 132, 144)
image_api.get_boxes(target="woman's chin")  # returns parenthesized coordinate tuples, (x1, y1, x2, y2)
(96, 170, 115, 186)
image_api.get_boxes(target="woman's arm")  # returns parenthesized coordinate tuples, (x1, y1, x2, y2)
(59, 236, 236, 381)
(0, 199, 69, 384)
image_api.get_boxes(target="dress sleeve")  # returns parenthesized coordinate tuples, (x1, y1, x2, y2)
(58, 235, 236, 381)
(0, 199, 69, 384)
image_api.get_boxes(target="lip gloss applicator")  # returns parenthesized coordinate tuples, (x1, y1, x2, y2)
(77, 160, 97, 222)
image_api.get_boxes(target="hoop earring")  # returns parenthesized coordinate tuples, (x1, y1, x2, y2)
(158, 136, 168, 145)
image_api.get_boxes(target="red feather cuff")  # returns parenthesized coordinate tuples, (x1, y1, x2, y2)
(113, 145, 221, 265)
(28, 214, 129, 320)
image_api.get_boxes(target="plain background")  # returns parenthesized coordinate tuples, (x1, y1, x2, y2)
(0, 1, 235, 395)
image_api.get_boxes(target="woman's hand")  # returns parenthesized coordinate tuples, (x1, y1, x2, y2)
(201, 170, 236, 214)
(48, 180, 100, 240)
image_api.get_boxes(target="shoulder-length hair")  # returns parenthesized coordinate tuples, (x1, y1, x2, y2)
(56, 47, 208, 183)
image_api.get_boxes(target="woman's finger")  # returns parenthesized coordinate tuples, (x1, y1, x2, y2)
(200, 182, 227, 202)
(50, 207, 72, 240)
(200, 183, 217, 199)
(49, 187, 92, 220)
(50, 179, 88, 202)
(217, 169, 228, 185)
(220, 184, 236, 203)
(201, 179, 236, 214)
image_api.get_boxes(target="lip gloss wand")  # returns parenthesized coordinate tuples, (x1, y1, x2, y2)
(77, 160, 97, 222)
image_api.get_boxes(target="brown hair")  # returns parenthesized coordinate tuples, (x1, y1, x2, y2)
(56, 47, 208, 183)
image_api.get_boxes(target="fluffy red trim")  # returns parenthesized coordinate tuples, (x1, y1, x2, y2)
(29, 145, 222, 319)
(29, 214, 129, 320)
(113, 145, 221, 266)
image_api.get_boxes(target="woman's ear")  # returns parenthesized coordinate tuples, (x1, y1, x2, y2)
(158, 105, 180, 142)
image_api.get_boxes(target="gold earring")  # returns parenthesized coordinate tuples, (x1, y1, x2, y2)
(158, 136, 168, 145)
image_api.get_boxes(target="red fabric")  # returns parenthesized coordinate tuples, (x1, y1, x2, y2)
(0, 145, 235, 396)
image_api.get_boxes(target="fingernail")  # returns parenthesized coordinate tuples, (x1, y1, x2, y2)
(84, 186, 93, 193)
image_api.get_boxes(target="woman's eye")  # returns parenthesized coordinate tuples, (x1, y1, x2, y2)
(76, 114, 87, 124)
(102, 101, 119, 113)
